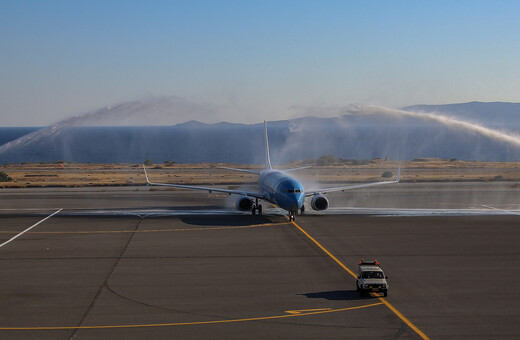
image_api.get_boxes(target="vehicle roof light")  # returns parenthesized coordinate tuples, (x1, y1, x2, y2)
(358, 259, 381, 266)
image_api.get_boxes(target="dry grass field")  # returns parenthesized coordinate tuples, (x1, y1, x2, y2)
(1, 159, 520, 188)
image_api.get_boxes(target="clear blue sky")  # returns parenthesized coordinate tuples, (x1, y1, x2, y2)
(1, 0, 520, 126)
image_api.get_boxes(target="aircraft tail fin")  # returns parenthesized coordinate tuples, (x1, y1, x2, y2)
(264, 121, 272, 170)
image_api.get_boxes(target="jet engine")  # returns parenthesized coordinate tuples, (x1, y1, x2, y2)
(311, 194, 329, 211)
(236, 196, 254, 211)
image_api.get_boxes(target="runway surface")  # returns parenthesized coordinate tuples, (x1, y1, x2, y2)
(0, 183, 519, 339)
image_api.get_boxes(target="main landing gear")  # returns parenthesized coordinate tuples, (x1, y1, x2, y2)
(252, 198, 262, 215)
(288, 211, 295, 221)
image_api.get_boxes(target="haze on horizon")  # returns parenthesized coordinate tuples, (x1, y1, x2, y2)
(1, 1, 520, 127)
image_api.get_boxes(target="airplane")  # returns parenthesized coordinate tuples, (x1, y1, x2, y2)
(143, 121, 400, 221)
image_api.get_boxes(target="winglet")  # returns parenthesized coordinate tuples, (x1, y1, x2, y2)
(264, 121, 272, 170)
(143, 164, 151, 185)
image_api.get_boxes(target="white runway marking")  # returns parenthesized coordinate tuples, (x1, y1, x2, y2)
(0, 208, 63, 211)
(38, 207, 520, 218)
(0, 209, 63, 249)
(324, 207, 520, 216)
(481, 205, 520, 216)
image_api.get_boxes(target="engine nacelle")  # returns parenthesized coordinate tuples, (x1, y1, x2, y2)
(236, 196, 254, 211)
(311, 194, 329, 211)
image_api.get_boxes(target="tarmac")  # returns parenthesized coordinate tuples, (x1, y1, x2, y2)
(0, 183, 519, 339)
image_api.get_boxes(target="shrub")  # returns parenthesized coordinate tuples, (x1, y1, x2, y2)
(0, 171, 13, 182)
(316, 155, 336, 166)
(381, 171, 393, 178)
(144, 159, 153, 166)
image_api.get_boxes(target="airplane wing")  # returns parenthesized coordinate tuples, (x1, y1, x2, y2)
(143, 165, 267, 200)
(305, 163, 401, 197)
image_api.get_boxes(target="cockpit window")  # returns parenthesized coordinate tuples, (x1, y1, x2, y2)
(361, 271, 384, 279)
(287, 189, 302, 193)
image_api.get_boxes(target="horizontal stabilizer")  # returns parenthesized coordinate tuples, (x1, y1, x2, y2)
(218, 166, 261, 175)
(282, 166, 312, 172)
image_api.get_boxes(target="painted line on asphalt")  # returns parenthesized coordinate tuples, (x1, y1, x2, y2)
(482, 205, 520, 216)
(0, 209, 63, 249)
(0, 222, 291, 234)
(0, 302, 383, 330)
(0, 208, 63, 211)
(291, 220, 430, 340)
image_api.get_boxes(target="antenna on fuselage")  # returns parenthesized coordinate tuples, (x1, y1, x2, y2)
(264, 121, 273, 170)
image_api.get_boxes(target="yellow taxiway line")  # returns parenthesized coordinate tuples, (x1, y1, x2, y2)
(0, 302, 383, 330)
(290, 221, 430, 340)
(0, 218, 427, 336)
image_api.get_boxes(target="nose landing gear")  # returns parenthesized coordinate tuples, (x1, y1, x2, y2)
(288, 205, 305, 220)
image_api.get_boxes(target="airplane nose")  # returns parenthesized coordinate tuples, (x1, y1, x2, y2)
(287, 195, 300, 212)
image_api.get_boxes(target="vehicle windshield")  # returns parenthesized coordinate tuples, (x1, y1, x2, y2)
(362, 271, 384, 279)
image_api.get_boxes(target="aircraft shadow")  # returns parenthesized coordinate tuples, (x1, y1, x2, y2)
(180, 215, 276, 226)
(299, 290, 364, 301)
(136, 205, 224, 211)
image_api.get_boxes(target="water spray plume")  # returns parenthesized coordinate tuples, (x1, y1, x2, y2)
(347, 105, 520, 149)
(0, 97, 216, 157)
